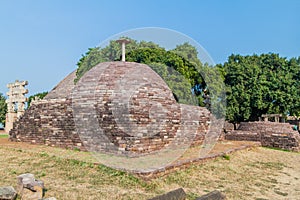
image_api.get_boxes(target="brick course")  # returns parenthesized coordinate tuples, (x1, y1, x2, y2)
(225, 121, 300, 151)
(10, 62, 211, 154)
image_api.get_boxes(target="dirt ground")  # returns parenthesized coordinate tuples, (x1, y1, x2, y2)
(0, 138, 299, 199)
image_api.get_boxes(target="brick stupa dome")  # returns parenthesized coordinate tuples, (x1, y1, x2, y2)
(10, 62, 210, 155)
(72, 62, 181, 153)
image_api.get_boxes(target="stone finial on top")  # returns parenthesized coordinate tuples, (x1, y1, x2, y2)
(116, 38, 131, 62)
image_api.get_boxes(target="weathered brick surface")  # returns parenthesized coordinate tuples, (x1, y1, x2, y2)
(10, 62, 211, 154)
(261, 132, 300, 151)
(225, 130, 260, 141)
(44, 70, 76, 100)
(225, 122, 300, 151)
(238, 122, 296, 134)
(10, 99, 84, 150)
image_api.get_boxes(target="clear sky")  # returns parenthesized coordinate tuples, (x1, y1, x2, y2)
(0, 0, 299, 96)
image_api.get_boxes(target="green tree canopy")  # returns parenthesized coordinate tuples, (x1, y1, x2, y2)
(75, 38, 210, 107)
(146, 62, 197, 105)
(75, 38, 162, 83)
(171, 42, 202, 67)
(0, 93, 7, 127)
(126, 47, 205, 91)
(220, 53, 300, 123)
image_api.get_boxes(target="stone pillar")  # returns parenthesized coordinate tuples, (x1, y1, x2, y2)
(5, 80, 28, 133)
(5, 112, 17, 133)
(5, 86, 15, 133)
(116, 38, 131, 62)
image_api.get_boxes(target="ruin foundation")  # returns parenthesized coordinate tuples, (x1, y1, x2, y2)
(225, 121, 300, 151)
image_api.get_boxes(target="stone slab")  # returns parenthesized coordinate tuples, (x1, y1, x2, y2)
(148, 188, 186, 200)
(0, 186, 17, 200)
(196, 190, 226, 200)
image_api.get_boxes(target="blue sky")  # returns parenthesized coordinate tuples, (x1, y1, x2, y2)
(0, 0, 299, 96)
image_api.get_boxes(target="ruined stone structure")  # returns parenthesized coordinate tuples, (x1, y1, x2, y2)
(5, 80, 28, 133)
(225, 121, 300, 151)
(260, 114, 283, 122)
(10, 62, 211, 154)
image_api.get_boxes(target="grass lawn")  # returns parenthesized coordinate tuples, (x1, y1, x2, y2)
(0, 140, 299, 199)
(0, 134, 8, 138)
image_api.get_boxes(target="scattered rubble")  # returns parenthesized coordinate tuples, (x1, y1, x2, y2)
(0, 173, 55, 200)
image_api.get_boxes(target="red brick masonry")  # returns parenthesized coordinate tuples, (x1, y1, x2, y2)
(10, 62, 211, 155)
(225, 121, 300, 151)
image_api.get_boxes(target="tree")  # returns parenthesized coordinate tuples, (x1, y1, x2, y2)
(147, 62, 197, 105)
(75, 38, 209, 107)
(0, 93, 7, 127)
(201, 63, 226, 118)
(27, 92, 48, 108)
(220, 53, 300, 124)
(126, 47, 206, 105)
(171, 42, 202, 67)
(75, 38, 162, 83)
(170, 42, 226, 116)
(288, 56, 300, 117)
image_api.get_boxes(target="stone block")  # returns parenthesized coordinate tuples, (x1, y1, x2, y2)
(17, 174, 44, 200)
(0, 186, 17, 200)
(196, 190, 226, 200)
(20, 186, 43, 200)
(148, 188, 186, 200)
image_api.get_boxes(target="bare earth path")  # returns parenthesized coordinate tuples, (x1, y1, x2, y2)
(0, 138, 299, 199)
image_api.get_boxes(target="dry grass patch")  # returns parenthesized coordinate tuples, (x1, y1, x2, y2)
(0, 139, 300, 199)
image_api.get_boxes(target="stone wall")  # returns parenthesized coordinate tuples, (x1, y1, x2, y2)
(225, 122, 300, 151)
(225, 131, 260, 141)
(10, 99, 210, 154)
(10, 62, 211, 155)
(238, 121, 296, 133)
(261, 132, 300, 151)
(9, 99, 84, 150)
